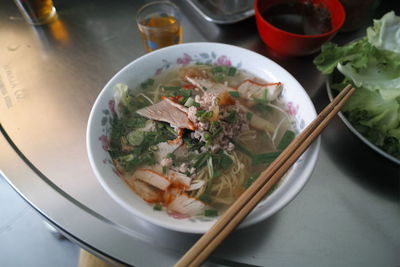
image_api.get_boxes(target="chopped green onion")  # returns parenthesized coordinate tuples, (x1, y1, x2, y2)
(224, 110, 237, 123)
(213, 73, 225, 83)
(227, 67, 237, 76)
(126, 130, 145, 146)
(153, 204, 163, 211)
(252, 89, 269, 104)
(199, 194, 210, 203)
(212, 66, 226, 73)
(228, 91, 240, 98)
(202, 86, 208, 91)
(118, 154, 134, 162)
(199, 110, 214, 122)
(162, 166, 167, 174)
(161, 86, 181, 91)
(196, 109, 205, 117)
(207, 157, 214, 179)
(166, 153, 175, 160)
(149, 145, 159, 152)
(184, 97, 195, 107)
(246, 112, 253, 121)
(204, 132, 211, 142)
(204, 209, 218, 217)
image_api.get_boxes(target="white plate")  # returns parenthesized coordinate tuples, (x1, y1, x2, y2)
(87, 42, 320, 233)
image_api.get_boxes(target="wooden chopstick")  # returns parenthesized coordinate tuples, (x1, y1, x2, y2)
(175, 85, 356, 267)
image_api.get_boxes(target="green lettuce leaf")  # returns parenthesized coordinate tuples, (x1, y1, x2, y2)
(367, 11, 400, 54)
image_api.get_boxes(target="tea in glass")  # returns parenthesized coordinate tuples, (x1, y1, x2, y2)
(137, 1, 182, 52)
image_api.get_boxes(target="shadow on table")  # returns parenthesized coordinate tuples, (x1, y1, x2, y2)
(315, 85, 399, 203)
(151, 212, 279, 266)
(209, 214, 279, 266)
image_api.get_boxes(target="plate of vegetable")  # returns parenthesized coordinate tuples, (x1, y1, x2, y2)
(314, 11, 400, 165)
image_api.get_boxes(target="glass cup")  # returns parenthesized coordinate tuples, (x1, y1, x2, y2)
(13, 0, 57, 25)
(136, 1, 182, 52)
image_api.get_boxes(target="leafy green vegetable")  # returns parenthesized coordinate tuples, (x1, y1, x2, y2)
(367, 11, 400, 54)
(314, 11, 400, 160)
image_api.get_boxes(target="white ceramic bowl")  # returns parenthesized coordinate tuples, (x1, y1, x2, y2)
(87, 42, 320, 234)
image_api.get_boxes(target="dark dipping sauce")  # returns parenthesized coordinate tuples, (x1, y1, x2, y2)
(262, 1, 332, 35)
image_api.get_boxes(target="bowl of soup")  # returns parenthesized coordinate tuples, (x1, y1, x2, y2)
(87, 42, 320, 233)
(255, 0, 346, 56)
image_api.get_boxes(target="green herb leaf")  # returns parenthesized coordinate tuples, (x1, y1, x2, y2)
(234, 142, 254, 158)
(277, 130, 295, 151)
(224, 110, 237, 123)
(252, 151, 281, 165)
(193, 153, 210, 169)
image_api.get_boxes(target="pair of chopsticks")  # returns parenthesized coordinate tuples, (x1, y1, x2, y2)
(175, 85, 356, 267)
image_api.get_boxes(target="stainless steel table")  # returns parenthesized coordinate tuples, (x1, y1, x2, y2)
(1, 1, 399, 266)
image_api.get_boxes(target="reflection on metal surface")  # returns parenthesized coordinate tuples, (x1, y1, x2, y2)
(187, 0, 254, 24)
(48, 16, 70, 44)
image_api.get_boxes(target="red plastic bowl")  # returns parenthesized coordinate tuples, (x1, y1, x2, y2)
(255, 0, 345, 56)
